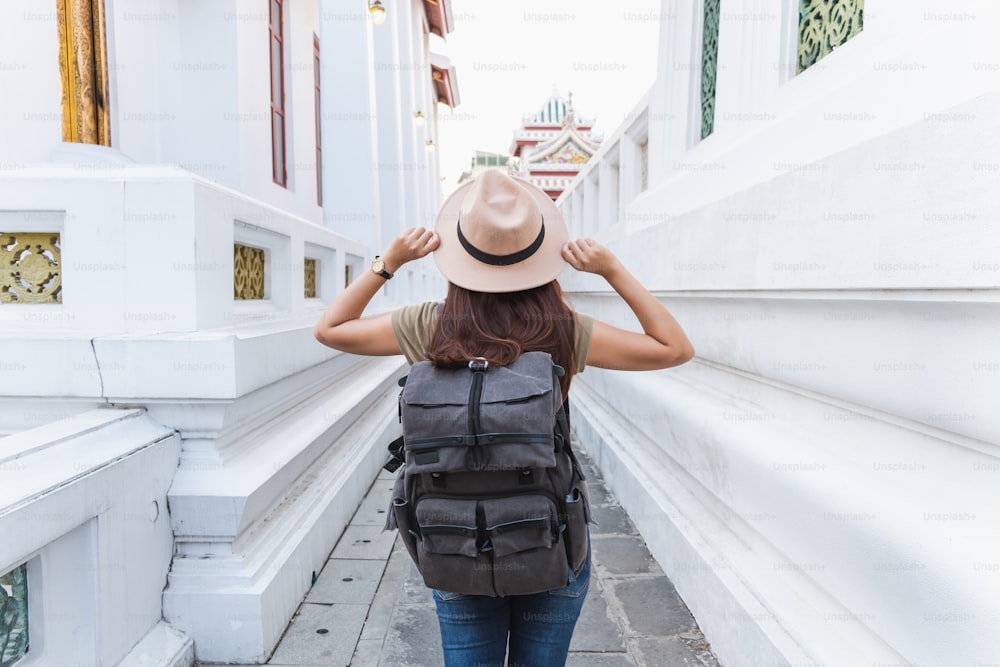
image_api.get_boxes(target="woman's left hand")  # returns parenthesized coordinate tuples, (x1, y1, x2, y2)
(382, 227, 440, 273)
(562, 238, 623, 279)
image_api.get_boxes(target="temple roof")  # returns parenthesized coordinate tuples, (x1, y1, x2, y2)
(507, 91, 602, 200)
(520, 92, 596, 127)
(510, 91, 600, 157)
(524, 125, 599, 165)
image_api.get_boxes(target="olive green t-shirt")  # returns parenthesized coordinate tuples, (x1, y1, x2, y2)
(391, 301, 593, 373)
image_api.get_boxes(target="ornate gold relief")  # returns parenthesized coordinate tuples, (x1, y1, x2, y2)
(0, 233, 63, 304)
(798, 0, 864, 73)
(234, 243, 266, 300)
(57, 0, 111, 145)
(304, 258, 317, 298)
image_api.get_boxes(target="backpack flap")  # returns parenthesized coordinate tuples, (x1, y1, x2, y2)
(399, 352, 563, 475)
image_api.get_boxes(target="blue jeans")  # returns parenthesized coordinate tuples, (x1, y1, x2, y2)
(431, 552, 591, 667)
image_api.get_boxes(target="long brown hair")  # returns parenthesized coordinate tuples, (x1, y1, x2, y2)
(426, 281, 577, 398)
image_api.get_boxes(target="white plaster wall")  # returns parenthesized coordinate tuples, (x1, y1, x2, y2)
(558, 1, 1000, 665)
(0, 2, 63, 163)
(0, 167, 364, 338)
(282, 0, 322, 220)
(1, 4, 453, 666)
(109, 0, 183, 166)
(1, 0, 327, 222)
(318, 5, 381, 249)
(161, 356, 403, 663)
(0, 408, 187, 667)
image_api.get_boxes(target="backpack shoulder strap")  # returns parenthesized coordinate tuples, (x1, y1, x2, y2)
(556, 399, 586, 481)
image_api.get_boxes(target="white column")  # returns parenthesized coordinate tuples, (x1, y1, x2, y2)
(393, 0, 422, 229)
(371, 0, 407, 299)
(319, 5, 380, 251)
(598, 159, 620, 228)
(651, 0, 699, 179)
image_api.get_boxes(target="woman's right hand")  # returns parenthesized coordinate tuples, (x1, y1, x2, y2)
(562, 238, 623, 279)
(381, 226, 440, 274)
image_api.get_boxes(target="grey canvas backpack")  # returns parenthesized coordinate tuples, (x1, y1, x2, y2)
(384, 351, 591, 596)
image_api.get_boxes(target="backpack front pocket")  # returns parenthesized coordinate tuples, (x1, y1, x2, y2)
(482, 495, 568, 596)
(415, 498, 479, 557)
(413, 497, 495, 595)
(482, 495, 558, 556)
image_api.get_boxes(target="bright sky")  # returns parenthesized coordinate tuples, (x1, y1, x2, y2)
(430, 1, 664, 195)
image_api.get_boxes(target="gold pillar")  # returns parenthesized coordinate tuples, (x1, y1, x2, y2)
(57, 0, 111, 145)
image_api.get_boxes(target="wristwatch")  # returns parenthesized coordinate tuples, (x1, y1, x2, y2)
(370, 256, 393, 280)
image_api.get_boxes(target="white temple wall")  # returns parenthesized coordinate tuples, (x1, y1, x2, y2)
(559, 1, 1000, 665)
(0, 409, 190, 667)
(0, 0, 329, 222)
(2, 1, 452, 664)
(0, 3, 66, 163)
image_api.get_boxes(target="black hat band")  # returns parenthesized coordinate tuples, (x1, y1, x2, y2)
(456, 216, 545, 266)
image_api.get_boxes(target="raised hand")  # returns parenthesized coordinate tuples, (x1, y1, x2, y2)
(382, 227, 441, 273)
(562, 238, 623, 279)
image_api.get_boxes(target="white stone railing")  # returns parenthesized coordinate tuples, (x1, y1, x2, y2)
(0, 408, 191, 666)
(555, 41, 1000, 667)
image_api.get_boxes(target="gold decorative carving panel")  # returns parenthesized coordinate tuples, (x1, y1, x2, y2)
(234, 243, 265, 300)
(58, 0, 111, 145)
(0, 232, 63, 304)
(798, 0, 864, 73)
(304, 258, 317, 298)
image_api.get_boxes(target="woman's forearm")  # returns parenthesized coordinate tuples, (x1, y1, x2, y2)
(314, 268, 390, 331)
(314, 227, 438, 346)
(603, 265, 694, 357)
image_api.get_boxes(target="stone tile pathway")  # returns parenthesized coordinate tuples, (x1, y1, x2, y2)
(198, 446, 722, 666)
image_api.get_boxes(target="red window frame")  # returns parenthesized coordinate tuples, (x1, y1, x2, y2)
(313, 34, 322, 206)
(269, 0, 287, 186)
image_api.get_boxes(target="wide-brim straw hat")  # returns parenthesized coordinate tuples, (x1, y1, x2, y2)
(433, 171, 568, 293)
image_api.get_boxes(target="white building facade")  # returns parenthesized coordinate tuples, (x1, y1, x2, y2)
(557, 1, 1000, 666)
(0, 1, 456, 665)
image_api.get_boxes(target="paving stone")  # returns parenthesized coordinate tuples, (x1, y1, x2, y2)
(399, 560, 435, 606)
(360, 544, 411, 641)
(583, 479, 613, 506)
(633, 636, 719, 667)
(268, 602, 366, 666)
(379, 603, 443, 667)
(351, 481, 395, 526)
(564, 652, 635, 666)
(331, 524, 398, 561)
(588, 500, 636, 536)
(613, 578, 697, 637)
(305, 558, 386, 605)
(348, 638, 382, 667)
(591, 535, 662, 576)
(568, 579, 627, 653)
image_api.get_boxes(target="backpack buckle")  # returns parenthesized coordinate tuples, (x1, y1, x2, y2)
(468, 357, 490, 371)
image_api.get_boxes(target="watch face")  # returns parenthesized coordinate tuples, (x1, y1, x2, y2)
(372, 260, 385, 272)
